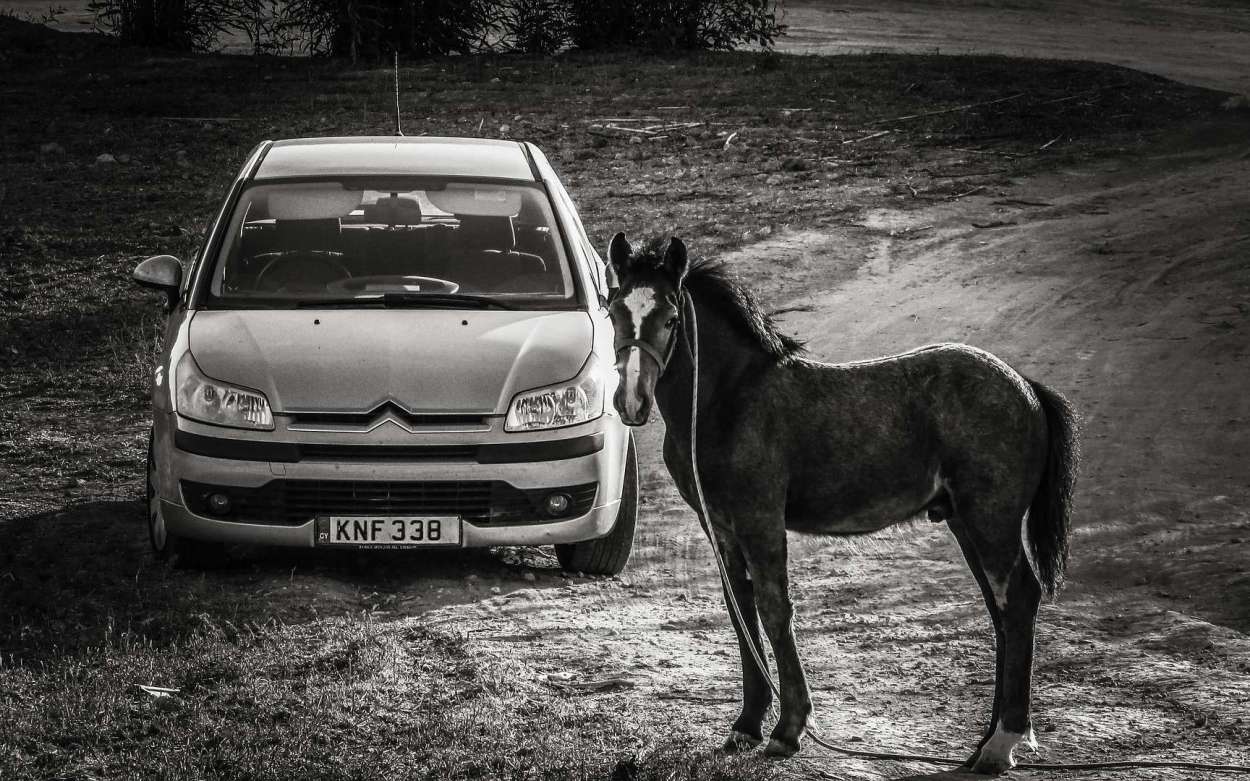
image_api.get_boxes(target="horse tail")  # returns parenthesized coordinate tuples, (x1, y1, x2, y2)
(1026, 379, 1079, 601)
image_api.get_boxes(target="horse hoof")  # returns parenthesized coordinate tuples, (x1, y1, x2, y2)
(720, 730, 762, 754)
(965, 743, 1020, 775)
(967, 753, 1013, 776)
(967, 721, 1034, 774)
(764, 737, 800, 758)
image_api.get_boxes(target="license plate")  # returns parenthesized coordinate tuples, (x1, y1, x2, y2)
(315, 516, 461, 548)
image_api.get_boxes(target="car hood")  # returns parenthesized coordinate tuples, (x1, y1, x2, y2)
(187, 309, 593, 415)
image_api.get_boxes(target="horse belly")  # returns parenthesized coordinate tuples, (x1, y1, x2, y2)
(785, 484, 934, 536)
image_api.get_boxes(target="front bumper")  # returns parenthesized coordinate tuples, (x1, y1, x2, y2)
(160, 497, 621, 548)
(152, 413, 630, 549)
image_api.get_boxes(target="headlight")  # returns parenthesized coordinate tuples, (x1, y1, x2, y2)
(175, 352, 274, 430)
(505, 354, 606, 432)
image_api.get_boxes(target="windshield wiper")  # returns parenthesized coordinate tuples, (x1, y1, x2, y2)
(294, 297, 387, 308)
(381, 293, 516, 310)
(293, 294, 516, 310)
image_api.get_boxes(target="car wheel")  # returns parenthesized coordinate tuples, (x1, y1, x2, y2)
(147, 430, 226, 569)
(554, 433, 638, 576)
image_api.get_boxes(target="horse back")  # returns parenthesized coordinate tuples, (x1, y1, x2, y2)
(748, 344, 1047, 534)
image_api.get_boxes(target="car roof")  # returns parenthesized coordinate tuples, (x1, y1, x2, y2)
(253, 137, 537, 182)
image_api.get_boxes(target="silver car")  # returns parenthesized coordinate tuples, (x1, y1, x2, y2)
(135, 137, 637, 574)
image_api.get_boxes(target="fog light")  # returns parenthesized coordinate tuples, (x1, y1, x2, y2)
(207, 492, 232, 516)
(543, 492, 572, 517)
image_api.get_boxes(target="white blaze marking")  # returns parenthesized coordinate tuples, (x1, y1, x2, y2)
(623, 347, 643, 418)
(622, 286, 659, 324)
(979, 719, 1037, 768)
(621, 286, 659, 417)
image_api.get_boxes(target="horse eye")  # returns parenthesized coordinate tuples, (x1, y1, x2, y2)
(665, 317, 678, 329)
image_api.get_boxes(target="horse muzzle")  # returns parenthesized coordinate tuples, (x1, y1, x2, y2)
(613, 345, 658, 426)
(614, 386, 652, 426)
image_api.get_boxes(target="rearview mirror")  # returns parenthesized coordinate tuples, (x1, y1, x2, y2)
(133, 254, 183, 311)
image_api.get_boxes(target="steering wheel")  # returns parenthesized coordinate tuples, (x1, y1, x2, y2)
(254, 251, 352, 292)
(326, 275, 460, 295)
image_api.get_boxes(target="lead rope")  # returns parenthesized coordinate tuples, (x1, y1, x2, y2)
(679, 294, 1250, 774)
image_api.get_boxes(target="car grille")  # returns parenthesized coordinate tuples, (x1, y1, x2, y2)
(286, 407, 490, 431)
(174, 430, 604, 464)
(297, 444, 478, 462)
(181, 479, 598, 527)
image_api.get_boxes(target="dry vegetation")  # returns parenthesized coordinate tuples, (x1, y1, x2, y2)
(3, 610, 798, 779)
(0, 16, 1231, 780)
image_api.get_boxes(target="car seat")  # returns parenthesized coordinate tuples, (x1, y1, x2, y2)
(274, 217, 342, 251)
(454, 214, 547, 292)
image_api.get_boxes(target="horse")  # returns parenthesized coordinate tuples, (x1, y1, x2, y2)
(605, 233, 1078, 775)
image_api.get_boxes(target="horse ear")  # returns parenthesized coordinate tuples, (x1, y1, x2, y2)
(664, 237, 689, 283)
(608, 232, 633, 276)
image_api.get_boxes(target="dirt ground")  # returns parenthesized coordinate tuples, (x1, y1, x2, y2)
(423, 117, 1250, 780)
(434, 10, 1250, 775)
(6, 116, 1247, 779)
(3, 5, 1250, 780)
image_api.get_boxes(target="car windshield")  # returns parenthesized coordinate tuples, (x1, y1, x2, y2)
(201, 179, 578, 309)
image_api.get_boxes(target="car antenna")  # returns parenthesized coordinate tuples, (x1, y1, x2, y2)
(393, 51, 404, 137)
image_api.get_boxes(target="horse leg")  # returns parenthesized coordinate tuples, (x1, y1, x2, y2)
(712, 529, 773, 752)
(976, 555, 1041, 773)
(951, 512, 1041, 775)
(948, 526, 1006, 763)
(736, 525, 811, 758)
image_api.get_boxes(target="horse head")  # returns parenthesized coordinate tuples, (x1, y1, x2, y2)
(606, 232, 689, 426)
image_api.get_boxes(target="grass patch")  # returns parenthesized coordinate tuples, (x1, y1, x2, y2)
(0, 616, 781, 780)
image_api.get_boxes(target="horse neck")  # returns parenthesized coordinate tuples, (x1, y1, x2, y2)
(653, 289, 773, 442)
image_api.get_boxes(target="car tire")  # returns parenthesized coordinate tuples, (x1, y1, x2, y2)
(554, 433, 638, 576)
(147, 430, 227, 569)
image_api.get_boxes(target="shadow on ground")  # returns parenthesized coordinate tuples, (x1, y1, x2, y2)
(0, 499, 567, 659)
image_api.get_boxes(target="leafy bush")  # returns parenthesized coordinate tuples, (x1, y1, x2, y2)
(568, 0, 781, 52)
(499, 0, 570, 55)
(264, 0, 339, 55)
(88, 0, 235, 50)
(273, 0, 499, 58)
(85, 0, 781, 55)
(228, 0, 304, 55)
(381, 0, 499, 57)
(565, 0, 634, 51)
(681, 0, 782, 50)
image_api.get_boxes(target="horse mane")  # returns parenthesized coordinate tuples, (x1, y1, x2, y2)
(685, 261, 806, 362)
(632, 239, 805, 362)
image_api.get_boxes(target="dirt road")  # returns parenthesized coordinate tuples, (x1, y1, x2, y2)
(407, 116, 1250, 780)
(777, 0, 1250, 96)
(447, 27, 1250, 774)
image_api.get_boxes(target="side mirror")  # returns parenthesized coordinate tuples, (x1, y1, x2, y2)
(133, 255, 183, 311)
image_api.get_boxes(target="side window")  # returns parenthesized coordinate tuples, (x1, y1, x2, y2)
(548, 177, 609, 299)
